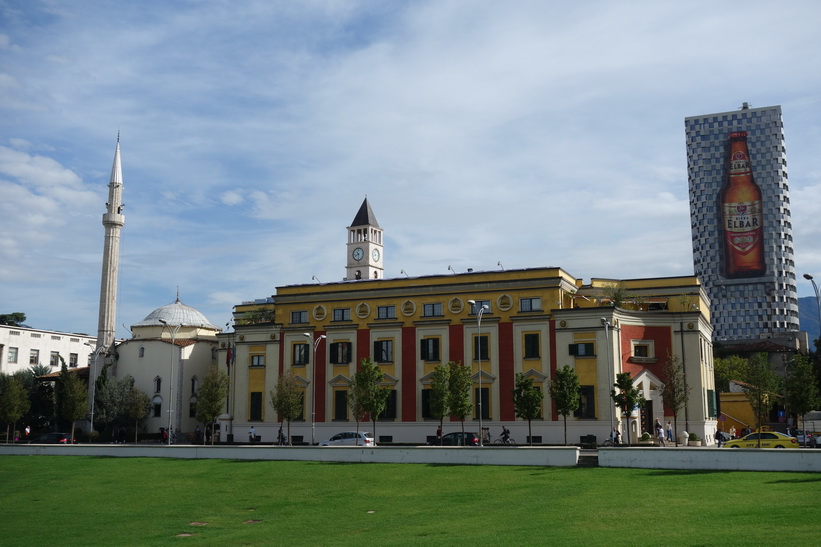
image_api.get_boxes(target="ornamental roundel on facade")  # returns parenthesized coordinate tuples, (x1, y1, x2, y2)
(401, 300, 417, 316)
(270, 333, 277, 340)
(238, 335, 245, 341)
(688, 323, 695, 330)
(313, 305, 327, 321)
(559, 320, 567, 328)
(448, 297, 464, 314)
(496, 294, 513, 311)
(356, 303, 371, 319)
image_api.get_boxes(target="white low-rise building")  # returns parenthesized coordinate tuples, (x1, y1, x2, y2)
(0, 324, 96, 376)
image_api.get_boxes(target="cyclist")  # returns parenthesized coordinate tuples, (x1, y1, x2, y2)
(501, 426, 510, 444)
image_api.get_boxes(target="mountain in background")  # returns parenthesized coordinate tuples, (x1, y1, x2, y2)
(799, 296, 820, 348)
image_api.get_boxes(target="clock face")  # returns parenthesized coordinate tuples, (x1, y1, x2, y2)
(352, 247, 364, 261)
(372, 249, 380, 262)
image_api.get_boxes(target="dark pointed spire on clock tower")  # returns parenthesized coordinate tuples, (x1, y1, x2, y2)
(346, 197, 383, 281)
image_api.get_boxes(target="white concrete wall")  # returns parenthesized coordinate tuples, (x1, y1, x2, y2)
(0, 444, 579, 467)
(599, 447, 821, 472)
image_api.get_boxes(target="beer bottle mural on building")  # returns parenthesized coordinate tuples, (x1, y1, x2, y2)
(720, 131, 766, 278)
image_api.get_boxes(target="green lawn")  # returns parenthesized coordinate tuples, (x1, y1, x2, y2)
(1, 456, 818, 545)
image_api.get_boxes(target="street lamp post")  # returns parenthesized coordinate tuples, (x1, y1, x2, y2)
(84, 342, 107, 435)
(804, 274, 821, 346)
(303, 332, 326, 446)
(159, 319, 181, 445)
(601, 318, 613, 440)
(468, 300, 488, 447)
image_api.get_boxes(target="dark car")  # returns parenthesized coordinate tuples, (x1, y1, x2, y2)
(437, 432, 479, 446)
(29, 432, 76, 444)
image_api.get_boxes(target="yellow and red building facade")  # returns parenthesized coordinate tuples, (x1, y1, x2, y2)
(221, 269, 717, 445)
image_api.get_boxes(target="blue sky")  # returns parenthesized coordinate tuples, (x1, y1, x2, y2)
(1, 0, 820, 337)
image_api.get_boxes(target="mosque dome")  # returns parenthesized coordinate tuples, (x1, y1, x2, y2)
(131, 298, 219, 331)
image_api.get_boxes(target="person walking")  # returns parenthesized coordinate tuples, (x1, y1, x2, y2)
(249, 425, 256, 443)
(665, 421, 673, 442)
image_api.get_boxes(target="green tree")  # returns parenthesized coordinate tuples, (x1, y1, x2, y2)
(548, 365, 579, 446)
(352, 358, 389, 444)
(660, 355, 691, 446)
(94, 374, 134, 437)
(55, 363, 88, 441)
(447, 361, 472, 444)
(514, 372, 545, 446)
(714, 355, 748, 393)
(269, 369, 304, 446)
(21, 365, 54, 431)
(197, 365, 229, 445)
(347, 374, 368, 442)
(0, 375, 30, 443)
(742, 353, 781, 448)
(125, 385, 151, 443)
(786, 354, 819, 447)
(611, 372, 645, 445)
(0, 312, 26, 326)
(428, 364, 450, 438)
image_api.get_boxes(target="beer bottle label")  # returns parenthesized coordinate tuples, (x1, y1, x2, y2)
(723, 200, 762, 254)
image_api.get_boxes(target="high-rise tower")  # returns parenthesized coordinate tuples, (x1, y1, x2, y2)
(686, 103, 799, 341)
(97, 136, 125, 350)
(346, 197, 383, 281)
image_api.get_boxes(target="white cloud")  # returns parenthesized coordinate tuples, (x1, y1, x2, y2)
(2, 0, 821, 333)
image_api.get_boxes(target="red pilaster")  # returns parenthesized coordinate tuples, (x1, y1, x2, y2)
(313, 331, 327, 422)
(401, 326, 417, 421)
(448, 324, 464, 364)
(498, 322, 515, 420)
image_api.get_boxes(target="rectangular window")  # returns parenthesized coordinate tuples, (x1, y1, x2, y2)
(377, 305, 396, 319)
(420, 338, 440, 362)
(569, 343, 595, 356)
(30, 349, 40, 365)
(293, 343, 309, 366)
(524, 333, 540, 359)
(520, 297, 542, 312)
(707, 389, 717, 418)
(7, 347, 18, 363)
(422, 303, 443, 317)
(330, 342, 351, 365)
(379, 390, 397, 420)
(469, 300, 491, 315)
(421, 389, 432, 419)
(332, 308, 351, 322)
(473, 335, 489, 361)
(574, 385, 596, 418)
(153, 402, 162, 418)
(633, 345, 649, 358)
(250, 354, 265, 367)
(69, 353, 79, 367)
(374, 340, 393, 363)
(473, 387, 489, 420)
(249, 392, 263, 421)
(189, 400, 197, 418)
(50, 351, 60, 367)
(334, 390, 348, 420)
(290, 311, 308, 324)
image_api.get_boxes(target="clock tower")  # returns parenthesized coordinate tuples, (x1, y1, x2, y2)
(346, 197, 383, 281)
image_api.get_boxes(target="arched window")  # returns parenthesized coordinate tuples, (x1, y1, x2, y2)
(138, 346, 145, 358)
(152, 395, 163, 418)
(154, 376, 162, 394)
(190, 376, 199, 395)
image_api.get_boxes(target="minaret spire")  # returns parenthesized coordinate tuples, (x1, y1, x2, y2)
(96, 136, 125, 351)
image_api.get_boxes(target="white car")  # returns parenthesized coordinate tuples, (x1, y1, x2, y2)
(319, 431, 376, 447)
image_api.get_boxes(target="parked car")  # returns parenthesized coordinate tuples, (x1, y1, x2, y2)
(436, 432, 479, 446)
(791, 429, 816, 447)
(318, 431, 376, 446)
(722, 431, 798, 449)
(29, 432, 76, 444)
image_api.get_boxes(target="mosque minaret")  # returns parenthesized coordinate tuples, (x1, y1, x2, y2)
(96, 135, 125, 352)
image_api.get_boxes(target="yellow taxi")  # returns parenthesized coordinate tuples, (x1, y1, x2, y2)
(722, 431, 798, 449)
